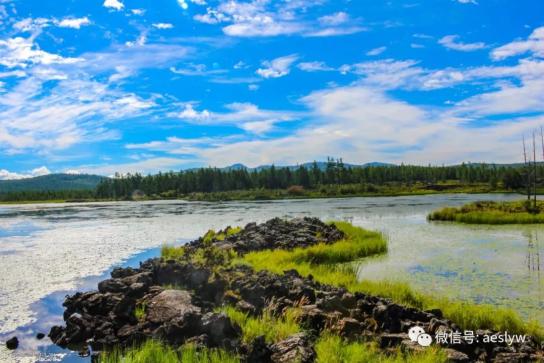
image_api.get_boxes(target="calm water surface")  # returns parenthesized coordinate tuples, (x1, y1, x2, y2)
(0, 194, 542, 362)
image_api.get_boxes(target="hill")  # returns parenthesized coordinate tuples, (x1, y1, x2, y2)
(0, 174, 106, 193)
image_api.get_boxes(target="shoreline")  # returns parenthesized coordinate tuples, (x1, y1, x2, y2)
(42, 218, 543, 362)
(0, 190, 523, 206)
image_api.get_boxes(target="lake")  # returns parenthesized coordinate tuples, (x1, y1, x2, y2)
(0, 194, 543, 362)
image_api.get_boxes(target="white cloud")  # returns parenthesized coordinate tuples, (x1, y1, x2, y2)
(305, 26, 365, 37)
(256, 54, 298, 78)
(103, 0, 124, 11)
(177, 0, 189, 10)
(0, 37, 82, 69)
(13, 18, 50, 32)
(366, 46, 387, 56)
(297, 61, 334, 72)
(178, 104, 211, 120)
(193, 1, 362, 38)
(57, 17, 91, 29)
(318, 12, 349, 26)
(491, 26, 544, 60)
(131, 9, 145, 15)
(152, 23, 174, 29)
(173, 102, 298, 135)
(125, 84, 544, 167)
(439, 35, 487, 52)
(170, 64, 226, 76)
(0, 166, 51, 180)
(457, 0, 478, 4)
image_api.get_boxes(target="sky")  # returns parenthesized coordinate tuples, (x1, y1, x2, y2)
(0, 0, 543, 179)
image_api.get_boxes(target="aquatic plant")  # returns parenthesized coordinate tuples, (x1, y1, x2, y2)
(428, 200, 544, 224)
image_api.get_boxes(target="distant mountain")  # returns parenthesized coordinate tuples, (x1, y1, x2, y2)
(0, 174, 106, 193)
(221, 161, 395, 172)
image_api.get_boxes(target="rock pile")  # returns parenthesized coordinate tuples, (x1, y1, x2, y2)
(48, 218, 544, 362)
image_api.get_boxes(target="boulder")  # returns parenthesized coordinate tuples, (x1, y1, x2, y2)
(145, 290, 201, 324)
(270, 333, 315, 363)
(6, 336, 18, 350)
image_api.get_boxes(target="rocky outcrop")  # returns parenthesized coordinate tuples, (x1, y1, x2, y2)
(48, 218, 544, 362)
(184, 217, 345, 254)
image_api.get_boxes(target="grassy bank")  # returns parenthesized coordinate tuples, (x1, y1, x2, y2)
(102, 220, 543, 362)
(428, 200, 544, 224)
(239, 222, 544, 341)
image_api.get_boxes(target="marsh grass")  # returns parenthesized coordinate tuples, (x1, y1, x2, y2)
(240, 221, 544, 342)
(428, 200, 544, 224)
(218, 306, 301, 344)
(99, 340, 240, 363)
(315, 334, 447, 363)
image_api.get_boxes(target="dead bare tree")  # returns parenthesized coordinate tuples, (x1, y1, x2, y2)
(523, 135, 531, 202)
(533, 131, 538, 209)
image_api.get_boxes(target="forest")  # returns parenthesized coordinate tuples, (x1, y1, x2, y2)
(93, 160, 528, 200)
(0, 160, 532, 202)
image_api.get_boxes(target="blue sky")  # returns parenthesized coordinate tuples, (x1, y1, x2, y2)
(0, 0, 543, 178)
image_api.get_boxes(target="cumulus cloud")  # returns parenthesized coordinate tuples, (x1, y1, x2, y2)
(103, 0, 124, 11)
(57, 17, 91, 29)
(256, 54, 298, 78)
(439, 35, 487, 51)
(193, 1, 363, 37)
(0, 166, 51, 180)
(0, 36, 82, 68)
(177, 0, 189, 10)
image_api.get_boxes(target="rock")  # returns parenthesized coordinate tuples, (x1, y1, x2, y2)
(36, 333, 45, 340)
(6, 336, 18, 350)
(98, 278, 127, 294)
(333, 317, 364, 339)
(425, 308, 444, 319)
(246, 336, 272, 363)
(442, 348, 470, 362)
(270, 333, 315, 363)
(236, 300, 256, 315)
(492, 352, 530, 362)
(146, 290, 201, 324)
(378, 333, 409, 348)
(201, 313, 241, 347)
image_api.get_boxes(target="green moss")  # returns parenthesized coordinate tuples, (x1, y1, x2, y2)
(100, 340, 240, 363)
(428, 200, 544, 224)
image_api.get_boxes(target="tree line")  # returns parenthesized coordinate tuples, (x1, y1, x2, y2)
(0, 159, 534, 202)
(93, 159, 529, 200)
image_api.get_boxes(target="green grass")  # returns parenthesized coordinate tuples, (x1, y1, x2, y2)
(100, 340, 241, 363)
(240, 221, 544, 342)
(428, 200, 544, 224)
(218, 306, 301, 344)
(134, 303, 146, 321)
(315, 333, 447, 363)
(161, 244, 186, 260)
